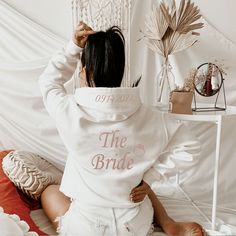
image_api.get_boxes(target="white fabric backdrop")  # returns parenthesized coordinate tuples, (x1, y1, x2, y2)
(1, 0, 236, 233)
(0, 1, 68, 169)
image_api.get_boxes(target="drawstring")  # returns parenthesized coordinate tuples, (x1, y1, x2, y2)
(111, 208, 118, 236)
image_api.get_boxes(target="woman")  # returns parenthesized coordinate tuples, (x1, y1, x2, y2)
(39, 22, 206, 236)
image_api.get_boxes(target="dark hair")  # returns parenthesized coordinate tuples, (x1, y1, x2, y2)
(81, 26, 125, 87)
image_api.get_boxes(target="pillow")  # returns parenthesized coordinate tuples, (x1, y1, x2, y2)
(0, 150, 47, 235)
(0, 207, 38, 236)
(2, 150, 62, 200)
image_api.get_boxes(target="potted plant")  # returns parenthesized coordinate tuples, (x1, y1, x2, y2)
(170, 69, 196, 114)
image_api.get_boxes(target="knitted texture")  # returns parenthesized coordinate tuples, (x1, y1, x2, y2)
(2, 150, 62, 200)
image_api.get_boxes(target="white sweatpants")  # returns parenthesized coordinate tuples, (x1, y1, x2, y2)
(57, 197, 154, 236)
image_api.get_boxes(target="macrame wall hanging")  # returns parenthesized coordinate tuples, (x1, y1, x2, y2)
(71, 0, 132, 88)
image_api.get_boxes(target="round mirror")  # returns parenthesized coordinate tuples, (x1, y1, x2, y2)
(194, 62, 223, 97)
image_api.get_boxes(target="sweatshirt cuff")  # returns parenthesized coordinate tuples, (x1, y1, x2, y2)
(65, 40, 83, 57)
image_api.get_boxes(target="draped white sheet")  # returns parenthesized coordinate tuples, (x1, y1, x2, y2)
(0, 1, 68, 170)
(1, 0, 236, 234)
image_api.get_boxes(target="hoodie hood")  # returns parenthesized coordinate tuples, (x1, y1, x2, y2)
(74, 87, 142, 121)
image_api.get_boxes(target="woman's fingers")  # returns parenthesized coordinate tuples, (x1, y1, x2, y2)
(130, 193, 146, 203)
(202, 229, 208, 236)
(84, 23, 93, 31)
(73, 22, 95, 48)
(130, 190, 147, 197)
(131, 185, 145, 193)
(76, 21, 94, 33)
(130, 181, 150, 202)
(75, 28, 95, 38)
(130, 190, 147, 203)
(131, 185, 149, 195)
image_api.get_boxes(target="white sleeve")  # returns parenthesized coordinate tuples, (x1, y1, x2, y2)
(38, 40, 83, 118)
(143, 114, 201, 185)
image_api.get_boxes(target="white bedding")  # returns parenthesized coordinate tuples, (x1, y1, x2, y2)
(1, 1, 236, 235)
(30, 210, 56, 236)
(30, 195, 236, 235)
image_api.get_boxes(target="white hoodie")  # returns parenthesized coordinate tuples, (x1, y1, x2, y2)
(39, 41, 201, 208)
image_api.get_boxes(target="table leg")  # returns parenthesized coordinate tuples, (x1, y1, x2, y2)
(212, 117, 222, 230)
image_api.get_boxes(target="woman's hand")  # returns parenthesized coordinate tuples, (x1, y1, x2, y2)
(73, 21, 95, 48)
(129, 181, 151, 203)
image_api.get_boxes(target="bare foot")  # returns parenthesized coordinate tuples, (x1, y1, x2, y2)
(162, 221, 207, 236)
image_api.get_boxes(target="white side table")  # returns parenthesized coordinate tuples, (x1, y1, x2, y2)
(168, 105, 236, 231)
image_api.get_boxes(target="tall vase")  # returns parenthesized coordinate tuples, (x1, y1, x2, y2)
(156, 58, 176, 110)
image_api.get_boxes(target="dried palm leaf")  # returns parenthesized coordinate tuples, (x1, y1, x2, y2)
(145, 5, 169, 40)
(169, 32, 198, 55)
(146, 39, 165, 57)
(160, 4, 171, 26)
(175, 0, 203, 34)
(144, 0, 203, 58)
(160, 1, 177, 31)
(160, 0, 203, 34)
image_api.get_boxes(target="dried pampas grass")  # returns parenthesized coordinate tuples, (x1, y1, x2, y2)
(144, 0, 204, 58)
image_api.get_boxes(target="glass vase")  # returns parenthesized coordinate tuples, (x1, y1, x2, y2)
(156, 58, 176, 110)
